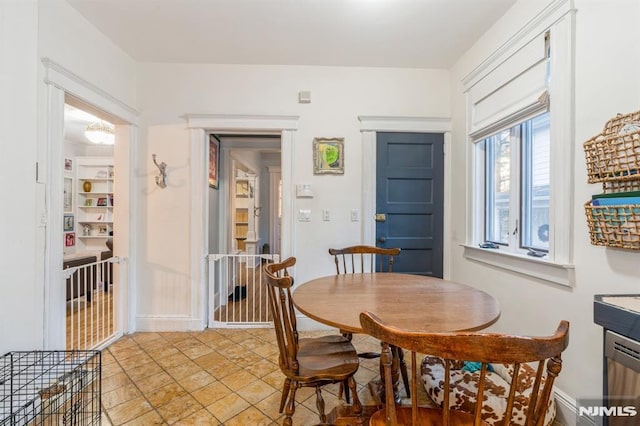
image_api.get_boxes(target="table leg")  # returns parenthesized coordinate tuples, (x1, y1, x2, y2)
(367, 342, 403, 404)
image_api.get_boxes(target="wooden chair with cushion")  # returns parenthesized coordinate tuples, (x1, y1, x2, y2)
(360, 311, 569, 426)
(328, 245, 411, 399)
(264, 257, 363, 426)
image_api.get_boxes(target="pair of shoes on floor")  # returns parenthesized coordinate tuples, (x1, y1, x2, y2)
(228, 286, 247, 301)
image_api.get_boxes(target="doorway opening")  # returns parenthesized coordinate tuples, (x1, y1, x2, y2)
(62, 95, 122, 349)
(208, 134, 282, 327)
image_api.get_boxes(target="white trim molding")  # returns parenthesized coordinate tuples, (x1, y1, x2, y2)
(42, 58, 139, 124)
(359, 116, 451, 133)
(358, 116, 453, 279)
(185, 114, 299, 133)
(461, 244, 575, 287)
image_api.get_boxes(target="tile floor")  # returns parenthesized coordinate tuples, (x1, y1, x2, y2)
(101, 327, 404, 425)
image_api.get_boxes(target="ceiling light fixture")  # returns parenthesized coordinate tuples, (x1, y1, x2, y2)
(85, 121, 115, 145)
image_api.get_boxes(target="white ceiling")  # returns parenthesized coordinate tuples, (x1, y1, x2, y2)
(66, 0, 516, 68)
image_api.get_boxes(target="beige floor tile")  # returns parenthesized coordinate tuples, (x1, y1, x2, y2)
(172, 408, 221, 425)
(121, 410, 166, 426)
(146, 382, 189, 408)
(224, 407, 273, 426)
(243, 357, 279, 378)
(136, 371, 176, 395)
(165, 359, 203, 380)
(192, 351, 226, 370)
(219, 369, 260, 392)
(102, 372, 133, 393)
(176, 370, 216, 393)
(107, 396, 154, 425)
(156, 394, 203, 424)
(156, 352, 191, 369)
(146, 345, 181, 360)
(191, 380, 232, 406)
(124, 360, 164, 382)
(254, 390, 286, 421)
(102, 383, 143, 410)
(235, 379, 277, 405)
(206, 393, 251, 423)
(117, 352, 154, 370)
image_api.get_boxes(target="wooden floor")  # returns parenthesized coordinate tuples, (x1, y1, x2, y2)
(212, 263, 271, 324)
(66, 286, 115, 350)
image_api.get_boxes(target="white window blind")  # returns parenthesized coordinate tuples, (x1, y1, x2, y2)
(468, 33, 549, 140)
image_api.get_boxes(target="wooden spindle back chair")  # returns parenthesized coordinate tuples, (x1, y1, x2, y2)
(329, 245, 401, 274)
(264, 257, 363, 426)
(360, 311, 569, 426)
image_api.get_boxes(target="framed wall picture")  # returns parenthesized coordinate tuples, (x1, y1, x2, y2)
(97, 197, 107, 206)
(313, 137, 344, 175)
(63, 177, 73, 212)
(209, 134, 220, 189)
(64, 158, 73, 173)
(63, 214, 74, 232)
(65, 232, 75, 247)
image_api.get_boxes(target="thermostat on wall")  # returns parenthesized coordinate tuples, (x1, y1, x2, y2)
(296, 184, 313, 198)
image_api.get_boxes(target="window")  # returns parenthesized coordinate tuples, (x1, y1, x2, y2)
(482, 112, 550, 254)
(462, 1, 575, 286)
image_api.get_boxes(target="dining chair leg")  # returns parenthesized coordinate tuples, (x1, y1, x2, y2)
(315, 386, 327, 423)
(394, 345, 411, 398)
(283, 381, 298, 426)
(348, 376, 364, 426)
(279, 378, 291, 413)
(339, 379, 351, 403)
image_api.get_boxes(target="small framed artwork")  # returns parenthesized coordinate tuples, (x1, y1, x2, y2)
(98, 225, 108, 235)
(97, 197, 107, 206)
(209, 135, 220, 189)
(84, 198, 94, 206)
(63, 178, 73, 212)
(63, 214, 74, 232)
(65, 232, 75, 247)
(313, 137, 344, 175)
(64, 158, 73, 173)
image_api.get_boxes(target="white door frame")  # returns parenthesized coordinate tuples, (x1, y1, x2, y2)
(358, 116, 453, 279)
(185, 115, 298, 329)
(268, 166, 282, 256)
(42, 58, 139, 348)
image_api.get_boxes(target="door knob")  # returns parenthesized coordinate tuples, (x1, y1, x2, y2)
(378, 237, 387, 243)
(375, 213, 386, 222)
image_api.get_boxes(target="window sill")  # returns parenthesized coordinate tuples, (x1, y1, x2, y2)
(461, 244, 575, 287)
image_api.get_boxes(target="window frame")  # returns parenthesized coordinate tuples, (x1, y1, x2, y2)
(462, 0, 576, 287)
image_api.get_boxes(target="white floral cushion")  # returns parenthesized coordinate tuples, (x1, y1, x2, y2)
(420, 356, 556, 426)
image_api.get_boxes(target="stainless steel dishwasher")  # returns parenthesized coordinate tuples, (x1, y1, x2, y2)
(594, 295, 640, 426)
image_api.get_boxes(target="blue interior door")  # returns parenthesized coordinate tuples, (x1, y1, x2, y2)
(376, 132, 444, 277)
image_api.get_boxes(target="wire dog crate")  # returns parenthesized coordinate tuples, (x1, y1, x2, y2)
(0, 351, 101, 426)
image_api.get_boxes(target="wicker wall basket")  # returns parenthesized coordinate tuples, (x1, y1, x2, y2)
(584, 201, 640, 250)
(583, 110, 640, 184)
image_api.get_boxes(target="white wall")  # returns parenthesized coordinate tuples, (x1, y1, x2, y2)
(449, 0, 640, 407)
(0, 0, 136, 353)
(0, 0, 41, 354)
(135, 63, 450, 329)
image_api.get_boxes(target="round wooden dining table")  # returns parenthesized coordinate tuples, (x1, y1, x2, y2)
(292, 272, 501, 334)
(292, 272, 501, 408)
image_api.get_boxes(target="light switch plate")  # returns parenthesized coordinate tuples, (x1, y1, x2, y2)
(298, 209, 311, 222)
(322, 209, 330, 221)
(351, 209, 359, 222)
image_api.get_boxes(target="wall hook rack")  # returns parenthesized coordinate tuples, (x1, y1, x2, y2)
(152, 154, 167, 188)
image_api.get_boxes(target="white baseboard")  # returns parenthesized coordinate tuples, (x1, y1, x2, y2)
(136, 315, 204, 332)
(296, 315, 335, 332)
(554, 387, 580, 426)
